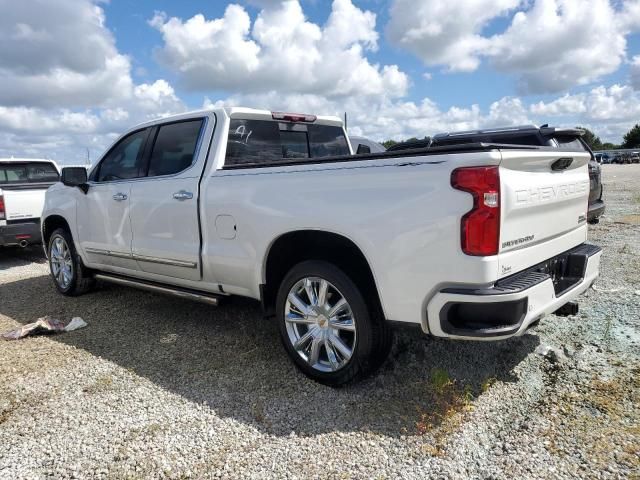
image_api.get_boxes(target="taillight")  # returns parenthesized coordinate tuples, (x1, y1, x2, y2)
(0, 194, 5, 220)
(451, 166, 500, 256)
(271, 111, 317, 123)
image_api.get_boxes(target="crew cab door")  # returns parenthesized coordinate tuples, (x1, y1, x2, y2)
(129, 118, 209, 281)
(78, 128, 151, 270)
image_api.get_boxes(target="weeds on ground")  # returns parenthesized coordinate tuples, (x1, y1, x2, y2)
(481, 376, 497, 393)
(415, 368, 474, 455)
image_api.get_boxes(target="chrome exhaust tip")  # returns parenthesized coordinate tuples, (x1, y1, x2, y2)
(18, 240, 29, 248)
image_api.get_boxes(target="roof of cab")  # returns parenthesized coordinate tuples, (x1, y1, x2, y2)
(133, 107, 344, 130)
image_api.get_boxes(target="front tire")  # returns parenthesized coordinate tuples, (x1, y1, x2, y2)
(48, 228, 95, 296)
(276, 260, 390, 386)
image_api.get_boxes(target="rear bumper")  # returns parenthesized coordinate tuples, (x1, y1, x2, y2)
(0, 220, 42, 246)
(588, 199, 605, 223)
(426, 243, 601, 340)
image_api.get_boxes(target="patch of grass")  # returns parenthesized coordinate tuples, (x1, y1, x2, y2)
(481, 377, 497, 393)
(430, 368, 453, 393)
(415, 369, 474, 454)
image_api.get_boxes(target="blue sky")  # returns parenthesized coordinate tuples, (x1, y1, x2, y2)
(1, 0, 640, 162)
(102, 0, 640, 111)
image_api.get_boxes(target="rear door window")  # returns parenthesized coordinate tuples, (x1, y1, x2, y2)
(147, 119, 204, 177)
(225, 119, 350, 165)
(0, 163, 59, 184)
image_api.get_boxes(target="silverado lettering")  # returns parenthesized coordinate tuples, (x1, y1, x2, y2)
(502, 235, 535, 248)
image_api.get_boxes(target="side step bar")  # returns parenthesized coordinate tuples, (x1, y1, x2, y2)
(94, 273, 223, 306)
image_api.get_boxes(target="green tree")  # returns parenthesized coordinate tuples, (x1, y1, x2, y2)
(382, 135, 430, 149)
(576, 126, 603, 151)
(601, 142, 618, 150)
(621, 124, 640, 148)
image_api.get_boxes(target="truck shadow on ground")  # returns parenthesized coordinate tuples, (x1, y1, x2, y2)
(0, 274, 540, 437)
(0, 246, 47, 270)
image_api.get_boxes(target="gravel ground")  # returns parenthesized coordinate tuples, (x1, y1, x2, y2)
(1, 164, 639, 479)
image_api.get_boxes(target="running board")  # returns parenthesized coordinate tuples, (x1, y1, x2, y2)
(94, 273, 223, 306)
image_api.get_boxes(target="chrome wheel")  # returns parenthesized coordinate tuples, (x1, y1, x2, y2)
(50, 236, 73, 289)
(285, 277, 357, 372)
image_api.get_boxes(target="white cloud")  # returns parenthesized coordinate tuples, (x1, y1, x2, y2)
(387, 0, 637, 94)
(530, 94, 588, 116)
(150, 0, 408, 98)
(0, 0, 133, 108)
(530, 84, 640, 121)
(616, 0, 640, 33)
(488, 0, 628, 94)
(0, 0, 185, 162)
(387, 0, 519, 72)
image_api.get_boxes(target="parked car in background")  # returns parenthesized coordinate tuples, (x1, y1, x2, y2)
(42, 108, 601, 385)
(595, 153, 607, 164)
(349, 135, 386, 154)
(417, 125, 605, 224)
(631, 152, 640, 163)
(0, 159, 60, 247)
(611, 154, 631, 164)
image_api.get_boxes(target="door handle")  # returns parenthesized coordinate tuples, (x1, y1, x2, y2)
(173, 190, 193, 201)
(112, 193, 128, 201)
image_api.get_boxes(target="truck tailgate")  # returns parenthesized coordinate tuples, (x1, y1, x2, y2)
(498, 149, 591, 277)
(1, 187, 47, 221)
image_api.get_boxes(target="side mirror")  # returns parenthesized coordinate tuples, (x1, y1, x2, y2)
(356, 144, 371, 154)
(61, 167, 89, 193)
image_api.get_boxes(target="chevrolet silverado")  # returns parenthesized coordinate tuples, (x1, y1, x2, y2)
(41, 108, 602, 385)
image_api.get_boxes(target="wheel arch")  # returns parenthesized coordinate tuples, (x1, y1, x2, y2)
(261, 229, 385, 318)
(42, 215, 72, 255)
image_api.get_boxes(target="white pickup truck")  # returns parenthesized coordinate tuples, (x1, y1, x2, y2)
(1, 159, 60, 247)
(42, 107, 601, 385)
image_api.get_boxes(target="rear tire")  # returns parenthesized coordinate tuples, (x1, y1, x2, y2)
(276, 260, 391, 386)
(48, 228, 95, 296)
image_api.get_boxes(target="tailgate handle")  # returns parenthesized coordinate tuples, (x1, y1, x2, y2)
(551, 157, 573, 171)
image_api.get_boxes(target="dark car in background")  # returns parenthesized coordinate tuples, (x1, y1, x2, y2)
(389, 125, 605, 224)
